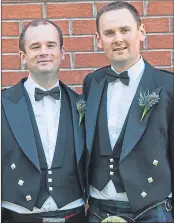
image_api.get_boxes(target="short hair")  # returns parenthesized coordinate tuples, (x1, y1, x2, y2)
(19, 19, 63, 52)
(96, 1, 141, 34)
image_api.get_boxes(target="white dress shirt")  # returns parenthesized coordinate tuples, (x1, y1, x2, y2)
(90, 57, 145, 201)
(2, 75, 84, 213)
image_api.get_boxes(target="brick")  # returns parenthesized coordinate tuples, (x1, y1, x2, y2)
(60, 54, 71, 69)
(52, 20, 69, 35)
(2, 55, 20, 70)
(74, 87, 82, 95)
(64, 37, 94, 52)
(2, 4, 42, 19)
(147, 35, 173, 49)
(59, 69, 93, 84)
(141, 51, 171, 66)
(142, 18, 169, 33)
(47, 3, 93, 18)
(2, 71, 29, 86)
(96, 2, 143, 15)
(171, 17, 174, 32)
(75, 53, 109, 68)
(147, 1, 173, 15)
(2, 38, 19, 53)
(72, 20, 96, 35)
(2, 22, 20, 36)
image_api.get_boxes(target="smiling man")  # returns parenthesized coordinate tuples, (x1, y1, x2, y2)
(2, 19, 86, 223)
(83, 1, 174, 222)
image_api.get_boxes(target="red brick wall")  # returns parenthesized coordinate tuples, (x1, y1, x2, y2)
(2, 1, 174, 94)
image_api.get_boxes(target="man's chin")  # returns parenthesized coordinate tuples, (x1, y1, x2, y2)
(37, 68, 54, 74)
(111, 57, 128, 64)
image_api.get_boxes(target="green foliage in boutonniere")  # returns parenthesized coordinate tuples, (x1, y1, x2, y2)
(138, 91, 160, 122)
(76, 99, 86, 126)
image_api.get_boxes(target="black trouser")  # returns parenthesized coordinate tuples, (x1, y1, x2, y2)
(2, 205, 87, 223)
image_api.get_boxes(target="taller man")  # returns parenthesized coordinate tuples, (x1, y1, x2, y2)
(83, 1, 174, 222)
(2, 19, 86, 223)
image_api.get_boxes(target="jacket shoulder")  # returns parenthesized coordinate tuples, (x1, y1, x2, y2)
(157, 69, 174, 83)
(60, 81, 78, 97)
(1, 87, 7, 92)
(1, 86, 12, 98)
(159, 69, 174, 76)
(85, 66, 110, 80)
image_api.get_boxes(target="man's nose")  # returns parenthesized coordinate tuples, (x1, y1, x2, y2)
(39, 46, 48, 55)
(113, 32, 123, 43)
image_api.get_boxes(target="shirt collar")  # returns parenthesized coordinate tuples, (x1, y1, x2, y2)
(24, 74, 60, 101)
(111, 57, 145, 83)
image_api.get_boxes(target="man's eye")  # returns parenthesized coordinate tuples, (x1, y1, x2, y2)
(48, 44, 55, 48)
(121, 29, 129, 33)
(32, 46, 39, 50)
(105, 32, 114, 36)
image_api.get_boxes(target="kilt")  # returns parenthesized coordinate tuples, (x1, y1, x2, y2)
(88, 197, 174, 223)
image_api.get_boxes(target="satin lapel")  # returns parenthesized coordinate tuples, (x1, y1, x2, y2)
(120, 62, 161, 162)
(62, 83, 84, 164)
(2, 84, 40, 171)
(85, 78, 106, 153)
(51, 89, 67, 168)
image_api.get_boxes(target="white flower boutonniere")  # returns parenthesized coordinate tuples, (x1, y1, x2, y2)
(76, 99, 86, 126)
(138, 90, 160, 122)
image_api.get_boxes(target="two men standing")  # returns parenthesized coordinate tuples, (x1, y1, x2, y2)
(2, 1, 174, 223)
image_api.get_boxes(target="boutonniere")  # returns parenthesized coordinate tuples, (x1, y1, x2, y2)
(138, 90, 160, 122)
(76, 99, 86, 126)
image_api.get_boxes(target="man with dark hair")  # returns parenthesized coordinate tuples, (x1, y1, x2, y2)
(2, 19, 86, 223)
(83, 1, 174, 222)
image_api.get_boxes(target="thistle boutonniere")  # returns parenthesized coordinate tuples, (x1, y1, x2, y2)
(76, 99, 86, 126)
(138, 90, 160, 122)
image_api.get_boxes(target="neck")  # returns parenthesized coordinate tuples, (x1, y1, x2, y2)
(112, 55, 141, 73)
(30, 73, 58, 89)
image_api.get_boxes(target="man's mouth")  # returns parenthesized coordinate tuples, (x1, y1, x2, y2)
(38, 60, 52, 64)
(113, 47, 127, 51)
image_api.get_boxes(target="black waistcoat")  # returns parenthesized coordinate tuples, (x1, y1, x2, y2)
(89, 83, 128, 192)
(24, 85, 82, 208)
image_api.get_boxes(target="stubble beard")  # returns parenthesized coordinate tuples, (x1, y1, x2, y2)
(30, 67, 59, 88)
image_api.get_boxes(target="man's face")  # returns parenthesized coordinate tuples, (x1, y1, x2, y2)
(96, 9, 146, 67)
(20, 24, 64, 78)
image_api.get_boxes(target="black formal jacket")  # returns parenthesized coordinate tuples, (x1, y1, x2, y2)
(2, 78, 86, 210)
(83, 60, 174, 212)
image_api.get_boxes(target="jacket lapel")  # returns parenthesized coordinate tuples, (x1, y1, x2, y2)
(120, 62, 161, 161)
(85, 78, 106, 154)
(62, 82, 84, 164)
(51, 88, 67, 168)
(2, 79, 40, 171)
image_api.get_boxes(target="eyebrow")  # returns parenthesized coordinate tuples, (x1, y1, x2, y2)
(29, 41, 57, 48)
(119, 26, 131, 29)
(103, 26, 131, 32)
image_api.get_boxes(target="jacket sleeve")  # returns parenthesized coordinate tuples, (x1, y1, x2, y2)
(83, 75, 92, 101)
(169, 76, 174, 211)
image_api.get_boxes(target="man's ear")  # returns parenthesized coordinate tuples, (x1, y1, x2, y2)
(95, 32, 103, 49)
(139, 24, 146, 42)
(19, 51, 27, 65)
(60, 46, 65, 61)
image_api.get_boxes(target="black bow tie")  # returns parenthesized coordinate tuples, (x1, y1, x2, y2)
(106, 68, 129, 86)
(35, 87, 60, 101)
